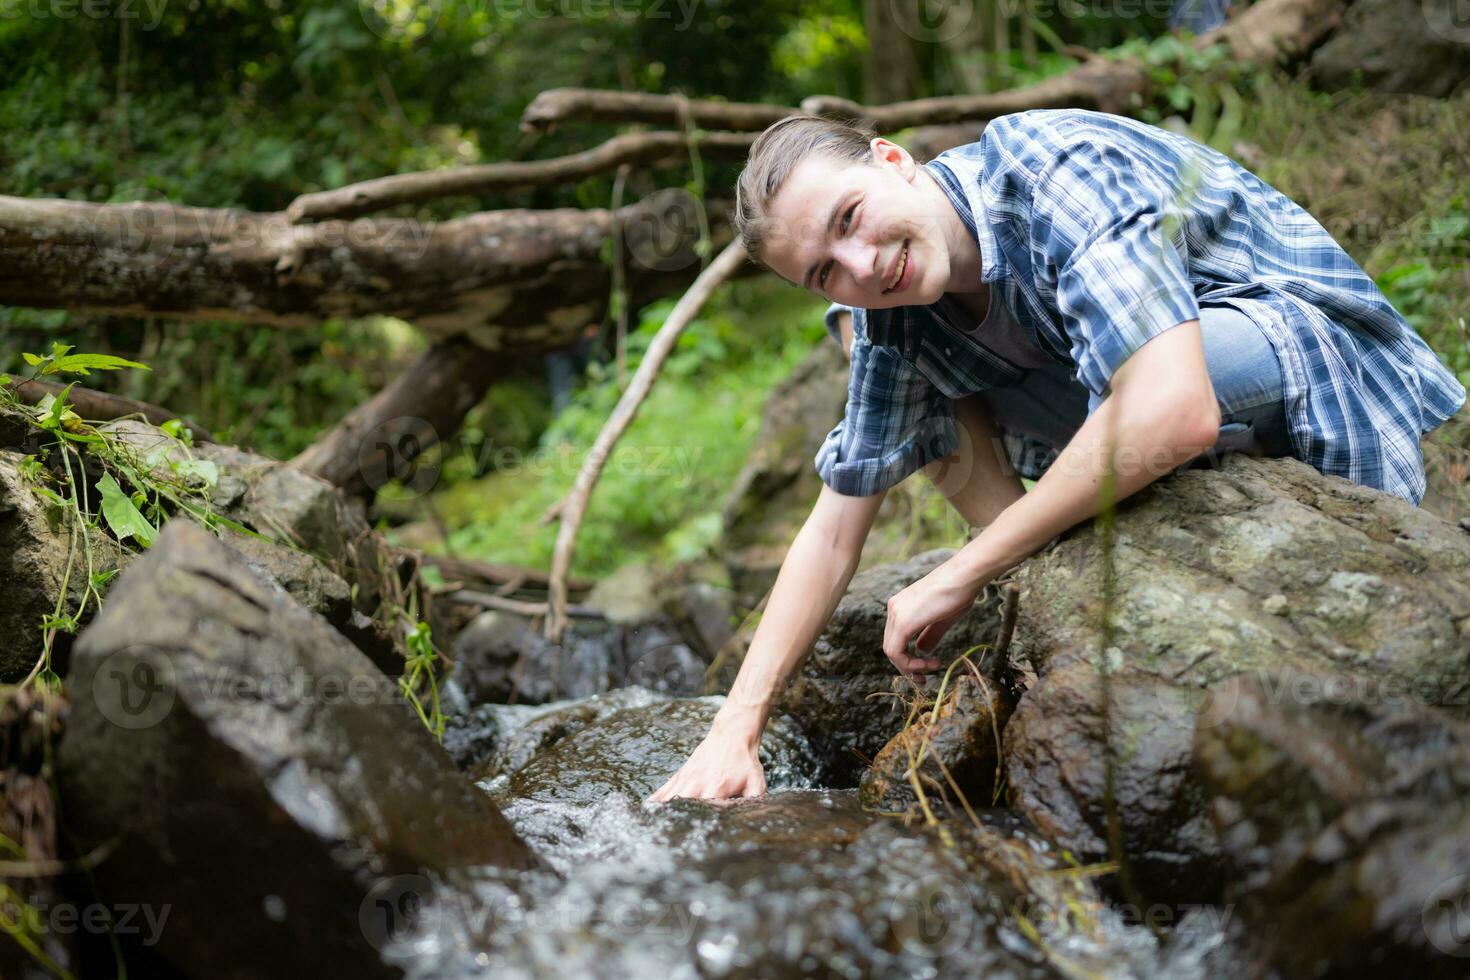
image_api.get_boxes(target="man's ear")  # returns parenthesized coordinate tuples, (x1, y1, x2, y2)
(869, 137, 915, 181)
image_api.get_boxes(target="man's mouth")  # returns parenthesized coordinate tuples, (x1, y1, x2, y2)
(883, 240, 911, 294)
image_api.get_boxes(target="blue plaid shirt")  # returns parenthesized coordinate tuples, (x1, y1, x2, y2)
(818, 110, 1465, 503)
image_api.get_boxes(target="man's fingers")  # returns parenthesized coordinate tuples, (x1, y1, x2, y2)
(916, 612, 960, 653)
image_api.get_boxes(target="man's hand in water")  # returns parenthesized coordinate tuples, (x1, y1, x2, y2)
(646, 722, 766, 802)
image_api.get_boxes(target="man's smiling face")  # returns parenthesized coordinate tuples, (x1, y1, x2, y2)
(758, 139, 954, 310)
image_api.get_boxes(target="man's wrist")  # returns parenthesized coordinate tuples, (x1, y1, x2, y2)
(711, 698, 766, 748)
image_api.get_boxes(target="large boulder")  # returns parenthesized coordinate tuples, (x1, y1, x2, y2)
(57, 521, 540, 979)
(1003, 455, 1470, 904)
(1195, 670, 1470, 978)
(778, 549, 1008, 785)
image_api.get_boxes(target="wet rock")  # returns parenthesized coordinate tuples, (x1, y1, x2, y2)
(101, 419, 384, 604)
(860, 673, 1015, 813)
(1194, 670, 1470, 977)
(720, 340, 848, 599)
(416, 686, 1181, 980)
(778, 548, 1006, 785)
(442, 686, 664, 776)
(452, 610, 707, 705)
(0, 449, 125, 681)
(493, 697, 827, 808)
(1004, 455, 1470, 905)
(57, 521, 540, 980)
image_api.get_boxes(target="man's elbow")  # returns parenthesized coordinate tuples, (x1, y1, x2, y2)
(1170, 390, 1222, 453)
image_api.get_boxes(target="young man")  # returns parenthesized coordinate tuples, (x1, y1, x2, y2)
(648, 110, 1465, 803)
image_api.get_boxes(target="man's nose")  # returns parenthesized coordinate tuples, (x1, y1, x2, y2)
(833, 238, 877, 286)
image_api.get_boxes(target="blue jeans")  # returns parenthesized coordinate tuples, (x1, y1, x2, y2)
(981, 304, 1291, 464)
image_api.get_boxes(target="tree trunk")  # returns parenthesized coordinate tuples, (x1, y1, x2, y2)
(291, 337, 525, 497)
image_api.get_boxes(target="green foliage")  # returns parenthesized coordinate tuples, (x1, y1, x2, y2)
(96, 470, 157, 548)
(416, 280, 829, 577)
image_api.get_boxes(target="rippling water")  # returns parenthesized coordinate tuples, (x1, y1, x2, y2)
(386, 689, 1242, 979)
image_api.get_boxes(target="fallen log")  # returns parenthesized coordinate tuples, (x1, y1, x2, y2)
(520, 89, 790, 134)
(0, 190, 723, 343)
(4, 376, 214, 444)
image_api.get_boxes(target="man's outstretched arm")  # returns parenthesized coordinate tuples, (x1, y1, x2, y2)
(647, 482, 886, 802)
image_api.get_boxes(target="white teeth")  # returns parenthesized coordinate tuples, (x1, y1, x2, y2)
(887, 244, 908, 291)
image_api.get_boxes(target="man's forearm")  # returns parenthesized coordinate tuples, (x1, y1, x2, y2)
(947, 351, 1219, 586)
(714, 490, 880, 745)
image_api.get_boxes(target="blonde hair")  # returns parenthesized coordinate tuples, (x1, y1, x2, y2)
(733, 114, 876, 263)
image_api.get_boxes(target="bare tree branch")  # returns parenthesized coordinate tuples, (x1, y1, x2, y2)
(286, 130, 755, 223)
(521, 88, 790, 133)
(542, 240, 749, 642)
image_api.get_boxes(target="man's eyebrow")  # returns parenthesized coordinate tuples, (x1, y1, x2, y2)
(802, 194, 847, 291)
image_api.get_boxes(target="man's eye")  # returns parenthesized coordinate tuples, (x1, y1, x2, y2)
(819, 262, 833, 288)
(841, 204, 856, 233)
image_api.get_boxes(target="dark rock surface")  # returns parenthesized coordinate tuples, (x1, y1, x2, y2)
(57, 521, 539, 980)
(778, 548, 1006, 785)
(1195, 670, 1470, 978)
(451, 609, 707, 705)
(860, 672, 1016, 813)
(1003, 455, 1470, 904)
(0, 449, 125, 681)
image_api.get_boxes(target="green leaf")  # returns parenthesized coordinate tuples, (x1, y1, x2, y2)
(21, 352, 45, 366)
(44, 353, 150, 376)
(160, 418, 193, 445)
(97, 472, 157, 548)
(173, 458, 218, 489)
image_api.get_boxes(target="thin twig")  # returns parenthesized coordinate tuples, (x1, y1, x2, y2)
(541, 239, 748, 641)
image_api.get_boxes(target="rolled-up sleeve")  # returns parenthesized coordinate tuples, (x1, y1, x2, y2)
(815, 316, 957, 497)
(1030, 140, 1201, 398)
(823, 303, 855, 345)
